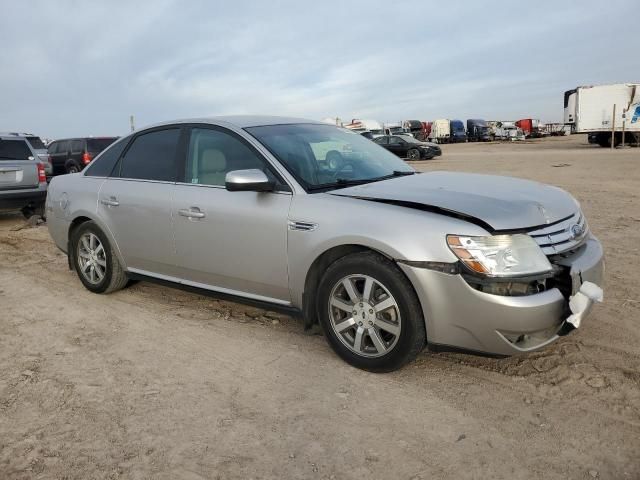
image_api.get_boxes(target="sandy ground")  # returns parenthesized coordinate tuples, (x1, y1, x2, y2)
(1, 135, 639, 479)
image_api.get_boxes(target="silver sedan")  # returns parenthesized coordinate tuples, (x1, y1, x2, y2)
(46, 116, 604, 371)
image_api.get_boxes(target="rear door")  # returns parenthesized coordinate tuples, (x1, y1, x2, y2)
(98, 127, 182, 276)
(0, 139, 39, 191)
(387, 136, 406, 156)
(69, 139, 84, 170)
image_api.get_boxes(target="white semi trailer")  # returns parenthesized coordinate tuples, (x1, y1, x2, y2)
(564, 83, 640, 147)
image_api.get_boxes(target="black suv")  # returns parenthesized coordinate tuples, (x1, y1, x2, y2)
(48, 137, 118, 175)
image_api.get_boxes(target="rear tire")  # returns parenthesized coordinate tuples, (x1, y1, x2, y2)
(66, 162, 81, 174)
(70, 221, 128, 294)
(317, 251, 426, 372)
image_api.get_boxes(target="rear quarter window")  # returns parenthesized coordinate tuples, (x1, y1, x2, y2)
(87, 138, 117, 153)
(26, 136, 46, 150)
(71, 139, 84, 152)
(0, 139, 32, 160)
(84, 138, 129, 177)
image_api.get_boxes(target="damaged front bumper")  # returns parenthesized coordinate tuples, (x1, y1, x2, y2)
(398, 234, 604, 356)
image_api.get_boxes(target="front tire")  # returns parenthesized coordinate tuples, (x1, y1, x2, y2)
(317, 251, 426, 372)
(407, 148, 421, 160)
(70, 221, 128, 294)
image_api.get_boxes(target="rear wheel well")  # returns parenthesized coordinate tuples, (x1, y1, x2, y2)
(67, 216, 92, 270)
(302, 245, 393, 329)
(69, 216, 92, 240)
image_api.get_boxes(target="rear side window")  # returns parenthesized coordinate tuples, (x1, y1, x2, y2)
(47, 142, 59, 154)
(26, 136, 46, 149)
(84, 138, 128, 177)
(0, 139, 32, 160)
(117, 128, 180, 182)
(57, 140, 69, 153)
(87, 138, 117, 153)
(71, 139, 84, 152)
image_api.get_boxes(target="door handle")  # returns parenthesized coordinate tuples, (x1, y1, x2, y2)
(178, 207, 206, 219)
(100, 196, 119, 207)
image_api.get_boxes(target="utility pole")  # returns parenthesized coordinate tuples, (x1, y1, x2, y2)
(621, 109, 626, 147)
(130, 115, 135, 132)
(611, 104, 616, 150)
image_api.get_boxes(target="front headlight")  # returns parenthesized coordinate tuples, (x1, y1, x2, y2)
(447, 234, 552, 277)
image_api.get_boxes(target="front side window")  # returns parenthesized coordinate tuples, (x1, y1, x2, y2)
(0, 139, 32, 160)
(389, 136, 405, 144)
(246, 124, 414, 191)
(117, 128, 180, 181)
(185, 127, 274, 187)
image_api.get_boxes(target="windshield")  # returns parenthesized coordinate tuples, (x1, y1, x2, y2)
(246, 123, 414, 191)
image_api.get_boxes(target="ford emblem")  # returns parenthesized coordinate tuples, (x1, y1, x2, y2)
(570, 224, 584, 239)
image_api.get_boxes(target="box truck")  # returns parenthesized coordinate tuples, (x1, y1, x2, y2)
(564, 83, 640, 147)
(467, 119, 490, 141)
(429, 119, 450, 143)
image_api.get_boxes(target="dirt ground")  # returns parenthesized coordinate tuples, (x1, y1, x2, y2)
(1, 135, 639, 480)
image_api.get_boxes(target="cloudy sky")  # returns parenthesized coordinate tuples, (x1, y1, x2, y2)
(1, 0, 637, 138)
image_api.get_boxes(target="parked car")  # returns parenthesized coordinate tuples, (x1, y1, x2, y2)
(373, 135, 439, 160)
(0, 135, 48, 217)
(46, 116, 604, 372)
(0, 132, 52, 176)
(393, 133, 443, 156)
(48, 137, 118, 175)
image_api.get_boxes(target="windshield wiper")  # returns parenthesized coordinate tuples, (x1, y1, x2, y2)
(307, 170, 416, 191)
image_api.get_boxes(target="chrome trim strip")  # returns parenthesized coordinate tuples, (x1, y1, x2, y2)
(287, 220, 318, 231)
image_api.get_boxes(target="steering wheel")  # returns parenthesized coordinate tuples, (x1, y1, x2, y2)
(326, 150, 354, 179)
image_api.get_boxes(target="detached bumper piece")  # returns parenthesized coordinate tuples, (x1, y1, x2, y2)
(563, 281, 604, 331)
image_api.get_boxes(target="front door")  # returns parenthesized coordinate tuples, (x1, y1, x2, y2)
(98, 127, 182, 277)
(172, 126, 292, 303)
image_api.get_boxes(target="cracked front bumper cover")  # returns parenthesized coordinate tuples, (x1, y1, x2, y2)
(398, 235, 605, 356)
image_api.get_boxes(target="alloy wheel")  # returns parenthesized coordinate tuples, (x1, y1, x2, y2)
(77, 232, 107, 285)
(328, 274, 401, 357)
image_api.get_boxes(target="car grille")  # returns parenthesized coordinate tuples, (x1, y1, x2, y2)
(528, 212, 588, 255)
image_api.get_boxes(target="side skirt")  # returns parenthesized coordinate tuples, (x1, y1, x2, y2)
(126, 271, 303, 319)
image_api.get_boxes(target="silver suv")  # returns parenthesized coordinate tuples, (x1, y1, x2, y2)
(0, 132, 52, 176)
(45, 117, 604, 371)
(0, 135, 48, 217)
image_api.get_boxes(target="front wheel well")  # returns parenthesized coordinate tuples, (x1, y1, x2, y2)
(302, 245, 393, 329)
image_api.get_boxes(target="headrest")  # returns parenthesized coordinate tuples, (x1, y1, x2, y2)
(200, 149, 226, 173)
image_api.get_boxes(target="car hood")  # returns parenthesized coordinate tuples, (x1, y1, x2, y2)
(330, 171, 577, 232)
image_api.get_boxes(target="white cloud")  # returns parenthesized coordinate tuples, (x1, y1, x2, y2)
(0, 0, 637, 137)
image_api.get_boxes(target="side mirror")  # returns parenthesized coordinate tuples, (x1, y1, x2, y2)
(225, 169, 275, 192)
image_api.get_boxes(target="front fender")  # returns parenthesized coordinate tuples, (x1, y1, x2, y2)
(287, 193, 488, 307)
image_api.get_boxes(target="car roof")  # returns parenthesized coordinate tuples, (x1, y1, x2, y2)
(51, 137, 117, 142)
(142, 115, 324, 130)
(0, 135, 30, 141)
